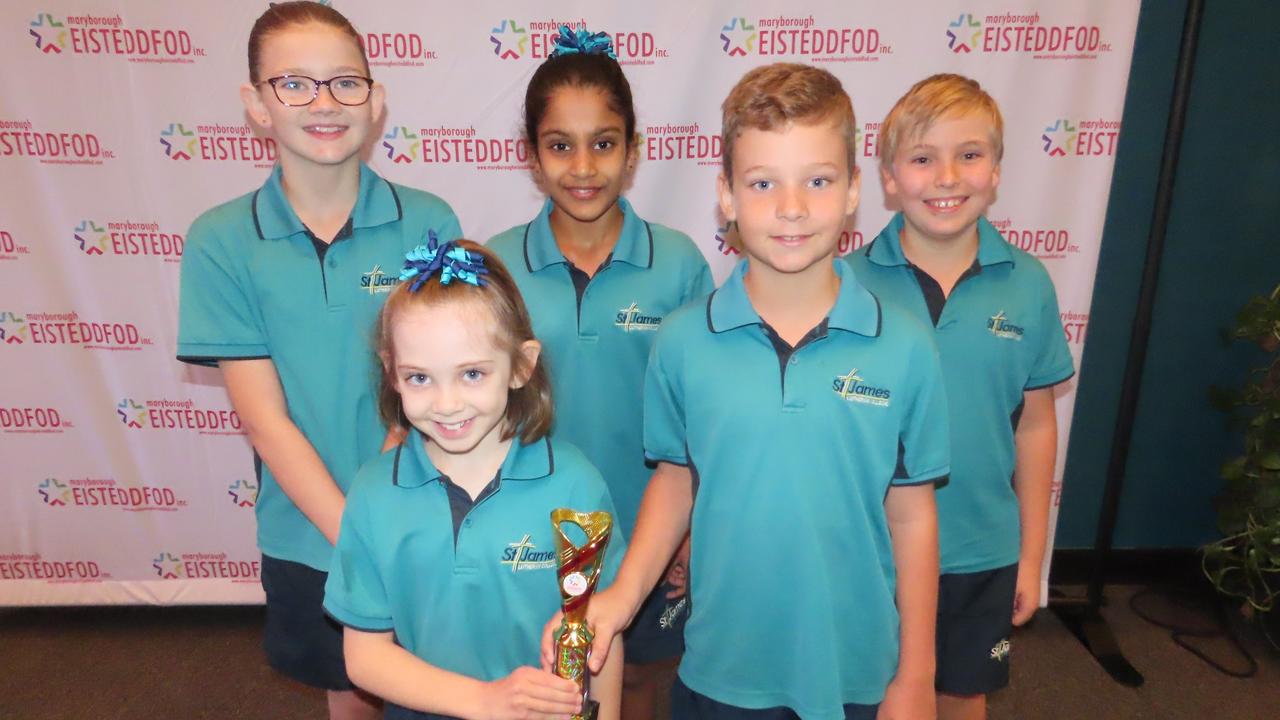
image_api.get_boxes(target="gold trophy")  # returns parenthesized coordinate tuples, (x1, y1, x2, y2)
(550, 508, 613, 720)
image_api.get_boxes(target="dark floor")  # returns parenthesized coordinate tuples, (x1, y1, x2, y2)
(1, 585, 1277, 720)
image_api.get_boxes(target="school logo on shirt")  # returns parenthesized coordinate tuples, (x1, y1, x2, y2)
(360, 264, 399, 294)
(987, 311, 1025, 340)
(832, 368, 892, 407)
(990, 638, 1011, 662)
(614, 303, 663, 332)
(500, 534, 557, 572)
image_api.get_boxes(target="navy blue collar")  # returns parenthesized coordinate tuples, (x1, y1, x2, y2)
(864, 213, 1015, 269)
(707, 258, 881, 337)
(252, 163, 402, 241)
(523, 197, 653, 272)
(392, 429, 554, 488)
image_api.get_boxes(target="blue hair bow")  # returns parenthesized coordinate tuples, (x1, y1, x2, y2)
(549, 26, 617, 60)
(399, 231, 488, 291)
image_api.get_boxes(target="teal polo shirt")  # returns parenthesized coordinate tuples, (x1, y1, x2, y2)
(487, 198, 713, 540)
(177, 164, 462, 571)
(847, 213, 1074, 574)
(323, 430, 626, 681)
(644, 258, 950, 714)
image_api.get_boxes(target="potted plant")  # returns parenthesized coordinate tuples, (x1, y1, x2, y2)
(1203, 283, 1280, 650)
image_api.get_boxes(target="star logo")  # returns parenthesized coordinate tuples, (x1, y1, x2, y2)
(74, 220, 107, 255)
(116, 398, 145, 428)
(381, 126, 420, 164)
(1041, 119, 1076, 157)
(38, 478, 70, 506)
(714, 222, 740, 256)
(946, 13, 982, 53)
(152, 552, 184, 579)
(719, 17, 757, 56)
(1, 312, 29, 345)
(29, 13, 66, 54)
(159, 123, 196, 161)
(489, 20, 529, 60)
(228, 479, 258, 508)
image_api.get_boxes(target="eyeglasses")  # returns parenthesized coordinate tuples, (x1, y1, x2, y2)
(259, 74, 374, 107)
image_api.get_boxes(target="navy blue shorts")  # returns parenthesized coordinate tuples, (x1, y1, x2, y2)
(260, 554, 354, 691)
(624, 580, 688, 664)
(935, 563, 1018, 695)
(670, 676, 877, 719)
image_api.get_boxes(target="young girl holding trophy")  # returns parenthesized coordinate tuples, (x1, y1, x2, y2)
(323, 238, 624, 720)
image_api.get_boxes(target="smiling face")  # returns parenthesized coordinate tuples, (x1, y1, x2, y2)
(240, 21, 383, 173)
(717, 120, 860, 280)
(390, 300, 539, 468)
(881, 111, 1001, 248)
(531, 85, 636, 228)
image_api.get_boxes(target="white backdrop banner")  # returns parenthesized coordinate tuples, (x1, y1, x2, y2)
(0, 1, 1139, 605)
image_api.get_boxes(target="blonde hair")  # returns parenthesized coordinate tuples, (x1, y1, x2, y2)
(880, 73, 1003, 166)
(374, 241, 553, 445)
(720, 63, 857, 182)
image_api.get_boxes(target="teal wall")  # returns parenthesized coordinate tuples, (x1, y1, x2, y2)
(1057, 0, 1280, 549)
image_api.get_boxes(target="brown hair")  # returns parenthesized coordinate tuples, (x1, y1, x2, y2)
(247, 1, 368, 83)
(720, 63, 857, 182)
(375, 240, 553, 445)
(879, 73, 1004, 167)
(524, 49, 637, 152)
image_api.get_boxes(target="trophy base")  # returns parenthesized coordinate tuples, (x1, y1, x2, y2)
(573, 699, 599, 720)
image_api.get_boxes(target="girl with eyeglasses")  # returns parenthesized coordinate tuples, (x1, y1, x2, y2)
(176, 4, 460, 718)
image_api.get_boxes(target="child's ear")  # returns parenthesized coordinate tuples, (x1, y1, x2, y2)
(510, 339, 542, 389)
(716, 173, 736, 223)
(845, 165, 861, 217)
(240, 82, 271, 128)
(627, 134, 640, 172)
(369, 82, 387, 125)
(879, 163, 897, 199)
(991, 161, 1001, 191)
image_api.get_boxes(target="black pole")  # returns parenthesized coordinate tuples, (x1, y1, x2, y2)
(1052, 0, 1204, 688)
(1088, 0, 1204, 608)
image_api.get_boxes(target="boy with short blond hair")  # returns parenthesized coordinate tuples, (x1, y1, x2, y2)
(849, 73, 1074, 720)
(545, 62, 949, 719)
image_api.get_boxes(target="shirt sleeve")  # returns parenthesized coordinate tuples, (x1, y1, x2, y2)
(176, 215, 269, 365)
(323, 482, 395, 632)
(643, 326, 689, 465)
(1026, 274, 1076, 390)
(892, 335, 951, 486)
